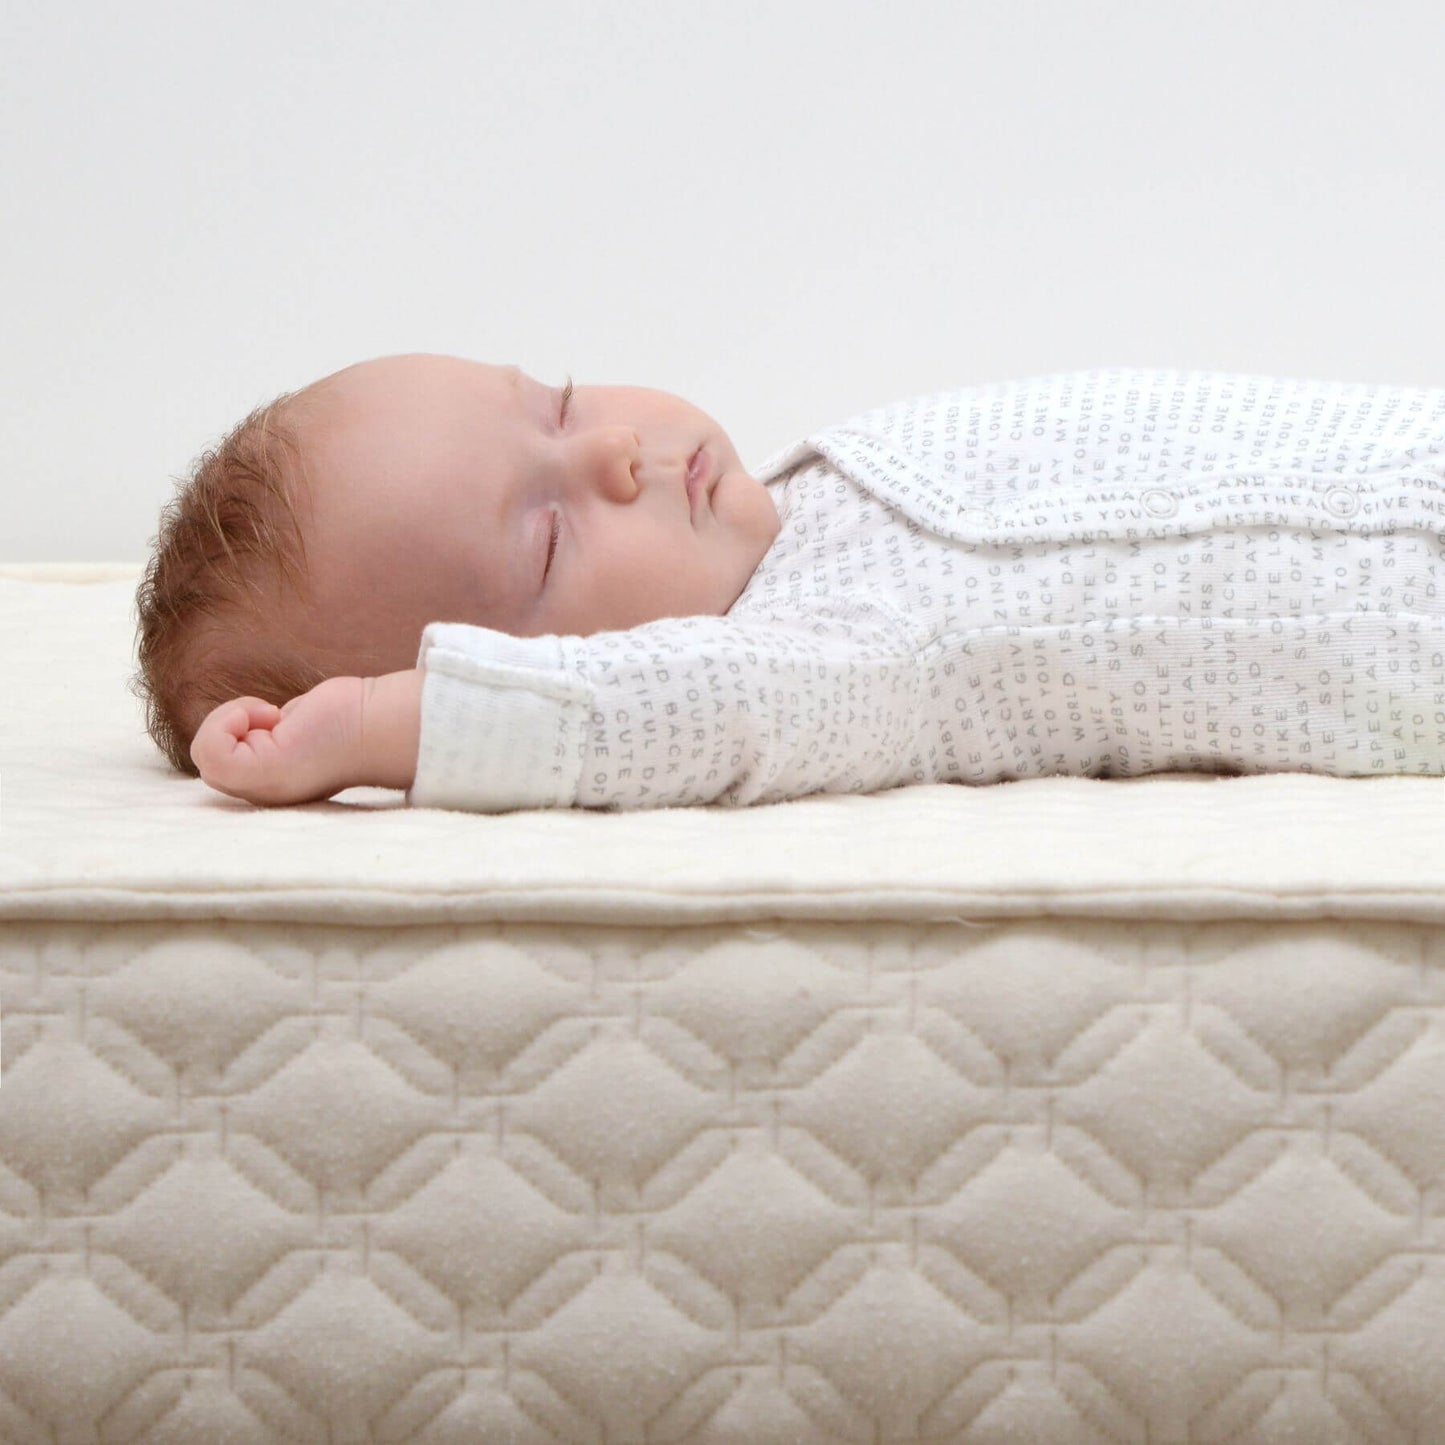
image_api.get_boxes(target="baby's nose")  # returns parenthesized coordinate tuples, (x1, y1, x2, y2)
(583, 426, 641, 497)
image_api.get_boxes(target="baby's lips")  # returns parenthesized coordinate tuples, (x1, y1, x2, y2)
(685, 446, 713, 514)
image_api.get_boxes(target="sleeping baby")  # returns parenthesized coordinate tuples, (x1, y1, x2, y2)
(132, 354, 1445, 810)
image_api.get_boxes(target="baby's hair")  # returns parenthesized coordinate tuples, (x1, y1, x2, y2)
(130, 386, 331, 778)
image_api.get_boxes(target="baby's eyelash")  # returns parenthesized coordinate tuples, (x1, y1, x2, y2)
(545, 509, 561, 579)
(544, 376, 572, 583)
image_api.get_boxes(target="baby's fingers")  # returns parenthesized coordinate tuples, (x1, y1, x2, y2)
(190, 697, 284, 782)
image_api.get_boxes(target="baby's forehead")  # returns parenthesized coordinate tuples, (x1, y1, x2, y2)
(308, 357, 523, 461)
(295, 362, 522, 525)
(316, 353, 512, 409)
(288, 360, 537, 577)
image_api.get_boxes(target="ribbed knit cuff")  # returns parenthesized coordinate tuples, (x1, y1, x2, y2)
(407, 624, 591, 812)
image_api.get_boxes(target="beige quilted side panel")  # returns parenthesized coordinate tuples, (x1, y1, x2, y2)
(2, 917, 1443, 1443)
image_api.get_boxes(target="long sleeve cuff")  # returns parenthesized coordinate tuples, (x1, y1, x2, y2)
(406, 623, 592, 812)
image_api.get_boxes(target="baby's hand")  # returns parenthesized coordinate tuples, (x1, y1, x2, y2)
(190, 676, 366, 806)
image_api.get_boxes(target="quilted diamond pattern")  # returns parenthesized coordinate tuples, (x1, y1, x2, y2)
(3, 917, 1444, 1442)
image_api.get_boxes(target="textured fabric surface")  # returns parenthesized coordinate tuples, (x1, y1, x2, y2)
(408, 368, 1445, 810)
(3, 916, 1444, 1442)
(1, 565, 1444, 1441)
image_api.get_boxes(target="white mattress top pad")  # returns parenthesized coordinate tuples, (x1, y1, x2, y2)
(3, 564, 1441, 925)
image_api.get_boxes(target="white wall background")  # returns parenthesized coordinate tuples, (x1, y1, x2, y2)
(5, 0, 1444, 563)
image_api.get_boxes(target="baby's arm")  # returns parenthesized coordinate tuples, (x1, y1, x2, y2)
(190, 669, 423, 805)
(410, 603, 922, 812)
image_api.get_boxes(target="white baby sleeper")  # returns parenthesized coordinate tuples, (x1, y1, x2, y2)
(408, 368, 1445, 811)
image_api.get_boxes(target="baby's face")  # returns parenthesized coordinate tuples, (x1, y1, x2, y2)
(288, 353, 782, 678)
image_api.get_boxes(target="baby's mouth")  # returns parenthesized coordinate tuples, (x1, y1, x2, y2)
(686, 447, 713, 517)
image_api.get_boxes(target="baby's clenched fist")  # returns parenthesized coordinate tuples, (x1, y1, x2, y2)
(189, 675, 367, 806)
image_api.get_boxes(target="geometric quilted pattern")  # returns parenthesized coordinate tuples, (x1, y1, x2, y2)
(2, 917, 1443, 1442)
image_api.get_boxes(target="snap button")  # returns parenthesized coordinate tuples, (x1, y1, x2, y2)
(1323, 486, 1359, 517)
(960, 506, 995, 526)
(1140, 488, 1179, 518)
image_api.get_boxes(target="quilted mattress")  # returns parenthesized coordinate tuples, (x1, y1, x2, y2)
(3, 562, 1445, 1444)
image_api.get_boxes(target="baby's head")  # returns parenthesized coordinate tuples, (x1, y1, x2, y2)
(133, 353, 782, 776)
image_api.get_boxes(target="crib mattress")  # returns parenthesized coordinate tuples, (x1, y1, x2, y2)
(2, 563, 1444, 1443)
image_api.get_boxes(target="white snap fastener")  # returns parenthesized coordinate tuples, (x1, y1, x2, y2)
(1324, 486, 1359, 517)
(1140, 488, 1179, 517)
